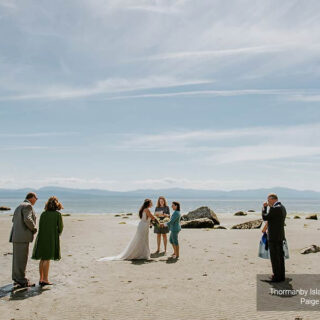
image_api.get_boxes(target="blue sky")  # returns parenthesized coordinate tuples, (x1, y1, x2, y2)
(1, 0, 320, 191)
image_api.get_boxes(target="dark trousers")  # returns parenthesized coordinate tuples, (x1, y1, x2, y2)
(269, 241, 285, 281)
(12, 242, 29, 285)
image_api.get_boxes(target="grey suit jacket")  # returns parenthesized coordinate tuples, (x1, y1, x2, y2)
(9, 200, 37, 243)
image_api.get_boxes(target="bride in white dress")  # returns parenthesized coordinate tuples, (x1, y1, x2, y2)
(98, 199, 157, 261)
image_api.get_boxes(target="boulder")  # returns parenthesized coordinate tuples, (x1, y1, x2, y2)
(234, 211, 247, 216)
(0, 206, 11, 211)
(231, 219, 263, 230)
(181, 218, 214, 229)
(306, 214, 318, 220)
(248, 210, 255, 212)
(293, 215, 301, 219)
(182, 206, 220, 225)
(300, 245, 320, 254)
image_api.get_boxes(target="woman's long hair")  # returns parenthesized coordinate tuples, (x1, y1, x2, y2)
(45, 196, 64, 211)
(172, 201, 180, 211)
(156, 196, 168, 208)
(139, 199, 152, 219)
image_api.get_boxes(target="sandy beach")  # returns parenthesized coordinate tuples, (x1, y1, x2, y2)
(0, 212, 319, 320)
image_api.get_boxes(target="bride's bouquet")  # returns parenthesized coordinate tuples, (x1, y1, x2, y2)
(150, 217, 161, 228)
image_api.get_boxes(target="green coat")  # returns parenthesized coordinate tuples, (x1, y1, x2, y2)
(32, 211, 63, 261)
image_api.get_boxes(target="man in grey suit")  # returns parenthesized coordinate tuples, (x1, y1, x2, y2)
(10, 192, 38, 287)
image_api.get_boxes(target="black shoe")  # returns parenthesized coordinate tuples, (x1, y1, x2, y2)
(269, 279, 282, 283)
(268, 275, 283, 283)
(39, 282, 53, 286)
(19, 282, 35, 288)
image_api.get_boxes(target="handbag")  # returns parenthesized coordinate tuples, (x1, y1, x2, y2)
(283, 239, 289, 259)
(258, 232, 270, 259)
(258, 233, 289, 260)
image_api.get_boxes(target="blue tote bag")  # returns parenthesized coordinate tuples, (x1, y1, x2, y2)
(258, 232, 289, 259)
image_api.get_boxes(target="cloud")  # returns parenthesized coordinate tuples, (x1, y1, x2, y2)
(118, 122, 320, 147)
(1, 146, 51, 151)
(1, 146, 64, 151)
(207, 145, 320, 164)
(105, 89, 319, 100)
(0, 0, 17, 9)
(87, 0, 187, 14)
(116, 123, 320, 163)
(0, 77, 211, 101)
(0, 132, 79, 137)
(288, 95, 320, 102)
(126, 5, 181, 14)
(1, 0, 320, 104)
(141, 44, 311, 61)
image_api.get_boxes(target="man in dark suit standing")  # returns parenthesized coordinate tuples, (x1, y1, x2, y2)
(262, 193, 287, 282)
(9, 192, 38, 287)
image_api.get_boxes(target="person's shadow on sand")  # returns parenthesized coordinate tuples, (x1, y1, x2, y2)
(0, 284, 48, 301)
(156, 256, 179, 264)
(150, 252, 165, 259)
(260, 277, 296, 298)
(165, 257, 179, 264)
(130, 259, 156, 265)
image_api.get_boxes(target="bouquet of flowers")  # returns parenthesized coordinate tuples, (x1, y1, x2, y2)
(161, 217, 170, 223)
(150, 217, 161, 228)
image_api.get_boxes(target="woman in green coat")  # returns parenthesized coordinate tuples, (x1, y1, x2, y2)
(32, 196, 64, 286)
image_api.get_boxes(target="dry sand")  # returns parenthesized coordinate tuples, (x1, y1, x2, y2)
(0, 212, 319, 320)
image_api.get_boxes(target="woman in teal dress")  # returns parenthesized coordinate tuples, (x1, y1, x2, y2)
(161, 201, 181, 259)
(32, 196, 64, 286)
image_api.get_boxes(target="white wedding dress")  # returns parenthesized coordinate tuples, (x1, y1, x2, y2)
(98, 210, 151, 261)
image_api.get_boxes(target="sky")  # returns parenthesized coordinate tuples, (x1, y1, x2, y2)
(1, 0, 320, 191)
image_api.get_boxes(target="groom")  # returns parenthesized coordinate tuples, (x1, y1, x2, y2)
(262, 193, 287, 282)
(9, 192, 38, 287)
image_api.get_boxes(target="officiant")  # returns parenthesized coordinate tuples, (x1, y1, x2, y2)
(153, 196, 170, 254)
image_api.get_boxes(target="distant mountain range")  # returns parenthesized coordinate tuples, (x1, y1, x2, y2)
(0, 186, 320, 199)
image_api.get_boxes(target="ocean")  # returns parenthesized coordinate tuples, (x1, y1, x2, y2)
(1, 197, 319, 215)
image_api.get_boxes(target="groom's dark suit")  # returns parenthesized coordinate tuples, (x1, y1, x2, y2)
(262, 202, 286, 281)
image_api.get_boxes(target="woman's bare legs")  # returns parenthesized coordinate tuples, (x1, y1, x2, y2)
(171, 245, 179, 259)
(156, 233, 161, 252)
(162, 234, 167, 252)
(39, 260, 44, 282)
(42, 260, 52, 284)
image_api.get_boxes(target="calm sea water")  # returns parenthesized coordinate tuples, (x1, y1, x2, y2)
(1, 197, 319, 215)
